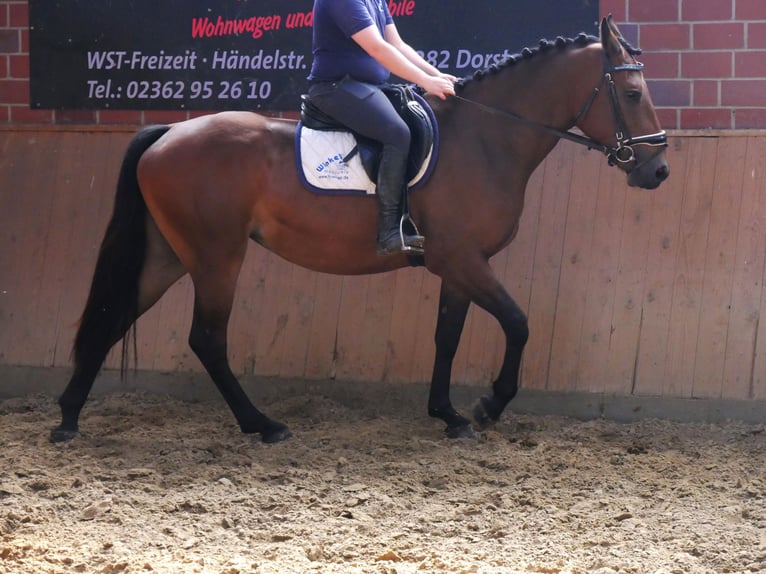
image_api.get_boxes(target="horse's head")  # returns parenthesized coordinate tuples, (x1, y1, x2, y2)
(576, 16, 670, 189)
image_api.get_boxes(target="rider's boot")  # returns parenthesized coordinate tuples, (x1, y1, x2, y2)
(375, 145, 425, 256)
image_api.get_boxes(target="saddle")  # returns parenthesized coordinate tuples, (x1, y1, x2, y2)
(299, 84, 436, 185)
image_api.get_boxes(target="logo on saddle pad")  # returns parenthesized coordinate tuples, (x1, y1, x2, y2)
(295, 87, 438, 195)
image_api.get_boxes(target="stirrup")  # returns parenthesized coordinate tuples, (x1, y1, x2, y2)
(400, 214, 425, 254)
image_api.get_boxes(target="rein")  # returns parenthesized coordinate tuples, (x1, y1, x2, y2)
(452, 56, 668, 171)
(453, 93, 610, 152)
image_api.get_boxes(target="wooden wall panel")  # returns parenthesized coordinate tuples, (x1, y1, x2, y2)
(633, 137, 689, 395)
(737, 137, 766, 400)
(520, 142, 576, 392)
(662, 138, 718, 397)
(303, 272, 345, 379)
(250, 252, 294, 377)
(20, 135, 71, 367)
(545, 148, 602, 391)
(277, 265, 320, 379)
(602, 176, 653, 395)
(0, 132, 49, 365)
(384, 267, 426, 382)
(692, 137, 747, 398)
(576, 152, 627, 393)
(722, 142, 763, 400)
(405, 272, 441, 384)
(4, 130, 766, 403)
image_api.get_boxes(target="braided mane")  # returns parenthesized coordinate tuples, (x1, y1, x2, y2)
(455, 32, 642, 92)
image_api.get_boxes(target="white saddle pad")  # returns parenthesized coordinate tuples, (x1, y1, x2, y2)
(298, 128, 376, 194)
(296, 126, 434, 195)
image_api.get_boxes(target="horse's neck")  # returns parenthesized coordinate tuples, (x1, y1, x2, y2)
(440, 81, 563, 179)
(445, 48, 596, 176)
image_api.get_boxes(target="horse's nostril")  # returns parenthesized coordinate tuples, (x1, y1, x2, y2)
(656, 164, 670, 181)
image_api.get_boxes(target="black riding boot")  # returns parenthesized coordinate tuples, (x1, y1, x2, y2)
(376, 145, 425, 255)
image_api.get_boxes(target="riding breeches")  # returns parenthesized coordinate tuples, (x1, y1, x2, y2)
(307, 76, 411, 154)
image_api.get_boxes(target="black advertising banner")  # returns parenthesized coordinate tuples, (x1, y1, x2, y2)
(29, 0, 598, 112)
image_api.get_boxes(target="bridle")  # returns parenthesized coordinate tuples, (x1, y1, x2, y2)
(452, 54, 668, 173)
(577, 58, 668, 168)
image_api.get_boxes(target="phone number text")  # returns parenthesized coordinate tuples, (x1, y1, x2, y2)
(86, 79, 273, 102)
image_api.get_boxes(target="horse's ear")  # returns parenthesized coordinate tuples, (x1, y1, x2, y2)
(600, 14, 626, 58)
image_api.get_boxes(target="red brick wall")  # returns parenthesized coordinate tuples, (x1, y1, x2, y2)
(603, 0, 766, 129)
(2, 0, 766, 129)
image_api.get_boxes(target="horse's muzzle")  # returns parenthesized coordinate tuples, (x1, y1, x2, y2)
(627, 154, 670, 189)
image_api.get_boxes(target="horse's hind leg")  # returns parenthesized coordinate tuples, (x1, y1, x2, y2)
(427, 282, 476, 438)
(53, 360, 109, 442)
(51, 218, 185, 442)
(187, 260, 291, 444)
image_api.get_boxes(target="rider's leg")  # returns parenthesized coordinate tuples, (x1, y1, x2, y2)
(374, 142, 414, 254)
(308, 79, 423, 254)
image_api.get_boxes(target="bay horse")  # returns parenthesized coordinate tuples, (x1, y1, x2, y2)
(51, 16, 669, 444)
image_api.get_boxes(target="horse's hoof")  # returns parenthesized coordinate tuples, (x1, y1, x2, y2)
(49, 426, 78, 443)
(261, 424, 292, 444)
(445, 423, 477, 440)
(473, 396, 499, 430)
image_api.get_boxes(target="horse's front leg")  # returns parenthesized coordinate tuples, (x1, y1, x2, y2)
(454, 264, 529, 429)
(427, 281, 476, 438)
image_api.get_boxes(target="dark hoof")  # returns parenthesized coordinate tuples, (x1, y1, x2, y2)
(445, 423, 477, 440)
(261, 424, 292, 444)
(50, 426, 78, 443)
(473, 395, 500, 430)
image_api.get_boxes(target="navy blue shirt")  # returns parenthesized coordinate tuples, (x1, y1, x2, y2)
(308, 0, 394, 84)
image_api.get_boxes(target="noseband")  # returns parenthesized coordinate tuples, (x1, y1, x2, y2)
(453, 55, 668, 173)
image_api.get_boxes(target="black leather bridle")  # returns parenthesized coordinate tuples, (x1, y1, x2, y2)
(453, 56, 668, 172)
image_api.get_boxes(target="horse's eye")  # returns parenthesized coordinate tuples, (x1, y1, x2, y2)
(626, 90, 642, 103)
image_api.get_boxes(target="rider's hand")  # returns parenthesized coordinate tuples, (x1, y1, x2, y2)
(439, 72, 459, 83)
(421, 75, 455, 100)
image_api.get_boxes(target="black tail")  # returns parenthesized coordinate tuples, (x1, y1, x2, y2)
(73, 124, 171, 374)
